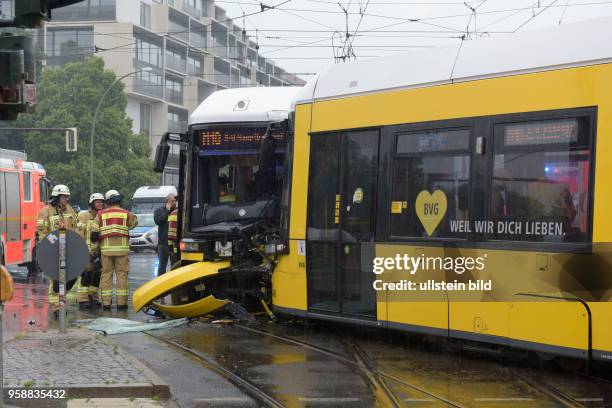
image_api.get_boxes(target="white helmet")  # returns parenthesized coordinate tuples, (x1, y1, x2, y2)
(105, 189, 122, 204)
(89, 193, 104, 204)
(51, 184, 70, 198)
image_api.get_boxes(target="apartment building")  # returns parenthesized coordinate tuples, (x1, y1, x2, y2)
(41, 0, 305, 185)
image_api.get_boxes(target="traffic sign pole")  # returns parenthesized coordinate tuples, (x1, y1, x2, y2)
(58, 228, 66, 334)
(1, 299, 4, 408)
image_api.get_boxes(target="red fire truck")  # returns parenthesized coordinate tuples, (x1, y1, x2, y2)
(0, 149, 49, 269)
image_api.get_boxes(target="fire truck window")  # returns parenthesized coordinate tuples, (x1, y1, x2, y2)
(23, 172, 32, 202)
(39, 179, 49, 203)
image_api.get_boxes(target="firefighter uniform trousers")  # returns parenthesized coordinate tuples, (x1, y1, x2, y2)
(77, 257, 101, 303)
(77, 210, 101, 303)
(96, 207, 137, 307)
(100, 255, 129, 306)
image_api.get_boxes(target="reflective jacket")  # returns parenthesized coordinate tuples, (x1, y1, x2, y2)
(77, 209, 100, 253)
(96, 206, 138, 256)
(168, 209, 178, 247)
(37, 204, 78, 238)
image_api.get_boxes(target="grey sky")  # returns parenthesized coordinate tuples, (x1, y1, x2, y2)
(216, 0, 612, 79)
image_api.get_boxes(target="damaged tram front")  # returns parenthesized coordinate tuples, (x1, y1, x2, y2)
(133, 87, 300, 317)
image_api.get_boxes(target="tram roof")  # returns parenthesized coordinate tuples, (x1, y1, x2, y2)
(189, 87, 302, 126)
(294, 16, 612, 105)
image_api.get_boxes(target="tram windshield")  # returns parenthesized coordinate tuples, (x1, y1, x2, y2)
(189, 150, 285, 231)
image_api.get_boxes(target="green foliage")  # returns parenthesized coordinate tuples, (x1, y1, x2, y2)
(5, 57, 158, 207)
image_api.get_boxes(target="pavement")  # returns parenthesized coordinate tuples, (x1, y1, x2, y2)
(2, 328, 171, 407)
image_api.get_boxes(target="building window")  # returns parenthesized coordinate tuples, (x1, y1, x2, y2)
(169, 12, 189, 43)
(140, 2, 151, 28)
(187, 55, 203, 76)
(165, 76, 183, 105)
(167, 107, 187, 132)
(166, 46, 186, 72)
(133, 69, 163, 98)
(46, 27, 94, 67)
(140, 103, 151, 140)
(134, 36, 162, 68)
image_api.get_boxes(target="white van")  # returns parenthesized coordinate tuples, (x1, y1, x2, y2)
(132, 185, 177, 214)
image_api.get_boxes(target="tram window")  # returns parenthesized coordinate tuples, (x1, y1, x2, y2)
(490, 117, 591, 242)
(307, 135, 340, 241)
(391, 129, 471, 239)
(23, 172, 32, 202)
(214, 154, 282, 204)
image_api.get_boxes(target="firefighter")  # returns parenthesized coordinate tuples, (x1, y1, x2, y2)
(168, 206, 179, 266)
(76, 193, 104, 310)
(96, 190, 138, 311)
(37, 184, 79, 312)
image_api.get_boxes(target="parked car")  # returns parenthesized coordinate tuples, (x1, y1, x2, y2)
(129, 213, 158, 252)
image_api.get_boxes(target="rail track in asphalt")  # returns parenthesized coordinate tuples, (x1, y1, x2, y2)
(74, 307, 611, 407)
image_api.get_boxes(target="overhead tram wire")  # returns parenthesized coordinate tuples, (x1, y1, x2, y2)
(449, 0, 487, 83)
(340, 0, 371, 60)
(513, 0, 562, 31)
(46, 2, 612, 40)
(558, 0, 571, 24)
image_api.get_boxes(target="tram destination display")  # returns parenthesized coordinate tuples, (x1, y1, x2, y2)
(504, 119, 578, 146)
(199, 126, 286, 150)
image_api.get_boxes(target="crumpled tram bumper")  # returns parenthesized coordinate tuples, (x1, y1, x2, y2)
(132, 261, 231, 317)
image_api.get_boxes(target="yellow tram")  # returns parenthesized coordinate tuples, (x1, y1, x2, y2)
(272, 17, 612, 362)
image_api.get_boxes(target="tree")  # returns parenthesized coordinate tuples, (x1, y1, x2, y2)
(9, 57, 158, 207)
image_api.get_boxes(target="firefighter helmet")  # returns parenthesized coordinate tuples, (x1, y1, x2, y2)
(89, 193, 104, 204)
(105, 189, 122, 204)
(51, 184, 70, 198)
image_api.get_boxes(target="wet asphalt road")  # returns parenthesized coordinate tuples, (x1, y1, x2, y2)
(4, 252, 612, 407)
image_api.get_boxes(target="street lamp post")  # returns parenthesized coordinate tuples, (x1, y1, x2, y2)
(89, 67, 152, 195)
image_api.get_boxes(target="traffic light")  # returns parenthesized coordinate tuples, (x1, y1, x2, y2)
(0, 34, 36, 121)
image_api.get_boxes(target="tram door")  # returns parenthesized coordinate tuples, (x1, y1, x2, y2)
(306, 130, 379, 318)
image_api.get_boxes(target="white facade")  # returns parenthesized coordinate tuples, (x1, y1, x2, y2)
(42, 0, 305, 185)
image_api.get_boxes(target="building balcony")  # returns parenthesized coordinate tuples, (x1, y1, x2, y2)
(51, 1, 116, 21)
(133, 78, 163, 99)
(166, 56, 186, 73)
(182, 2, 201, 19)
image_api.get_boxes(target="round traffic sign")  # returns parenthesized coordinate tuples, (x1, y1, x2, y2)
(35, 230, 89, 281)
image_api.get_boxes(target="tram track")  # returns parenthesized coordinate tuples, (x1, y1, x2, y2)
(74, 309, 282, 408)
(141, 331, 285, 408)
(74, 309, 608, 407)
(235, 323, 465, 407)
(510, 368, 585, 408)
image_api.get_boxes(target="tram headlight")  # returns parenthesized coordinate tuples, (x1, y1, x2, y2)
(180, 239, 200, 253)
